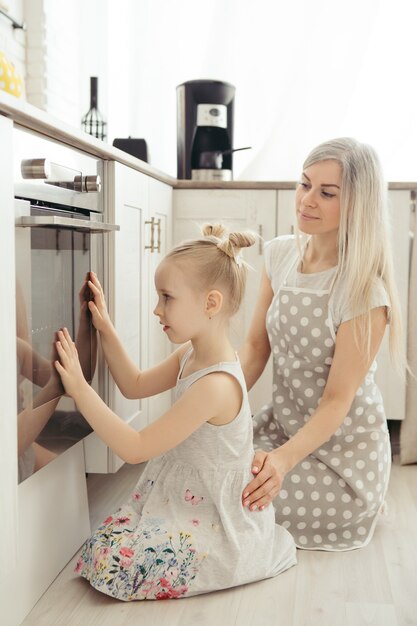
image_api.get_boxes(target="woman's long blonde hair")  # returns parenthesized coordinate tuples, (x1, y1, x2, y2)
(302, 137, 403, 370)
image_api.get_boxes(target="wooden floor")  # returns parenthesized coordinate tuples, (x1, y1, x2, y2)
(22, 459, 417, 626)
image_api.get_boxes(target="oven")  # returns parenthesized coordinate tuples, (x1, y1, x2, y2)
(13, 126, 119, 483)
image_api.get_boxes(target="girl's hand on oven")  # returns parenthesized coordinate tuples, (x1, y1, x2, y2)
(87, 272, 113, 333)
(54, 328, 88, 398)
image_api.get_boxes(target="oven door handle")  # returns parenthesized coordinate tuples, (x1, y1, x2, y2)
(15, 216, 120, 233)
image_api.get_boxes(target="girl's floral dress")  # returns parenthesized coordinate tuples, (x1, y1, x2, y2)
(75, 350, 296, 600)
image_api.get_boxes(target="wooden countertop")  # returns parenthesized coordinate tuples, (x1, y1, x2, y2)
(174, 180, 298, 190)
(1, 91, 417, 191)
(175, 181, 417, 190)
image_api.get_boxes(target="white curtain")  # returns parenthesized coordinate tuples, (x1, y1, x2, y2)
(33, 0, 417, 181)
(99, 0, 417, 181)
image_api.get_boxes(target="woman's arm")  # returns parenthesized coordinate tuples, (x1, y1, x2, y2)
(242, 306, 388, 511)
(54, 328, 240, 464)
(239, 266, 273, 391)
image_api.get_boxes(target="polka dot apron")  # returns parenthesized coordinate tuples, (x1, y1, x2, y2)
(253, 256, 391, 551)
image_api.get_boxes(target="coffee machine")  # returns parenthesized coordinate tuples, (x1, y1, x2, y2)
(177, 79, 236, 181)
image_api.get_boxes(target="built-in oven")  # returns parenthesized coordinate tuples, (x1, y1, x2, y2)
(13, 125, 119, 483)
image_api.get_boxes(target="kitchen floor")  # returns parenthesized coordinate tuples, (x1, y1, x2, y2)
(22, 458, 417, 626)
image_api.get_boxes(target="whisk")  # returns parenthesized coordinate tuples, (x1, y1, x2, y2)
(81, 76, 107, 141)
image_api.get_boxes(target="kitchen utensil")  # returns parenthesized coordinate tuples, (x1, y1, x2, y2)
(198, 146, 252, 169)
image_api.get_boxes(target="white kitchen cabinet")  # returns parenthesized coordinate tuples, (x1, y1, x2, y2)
(147, 177, 173, 422)
(0, 113, 19, 624)
(374, 190, 410, 420)
(84, 164, 173, 472)
(277, 189, 296, 235)
(173, 189, 277, 414)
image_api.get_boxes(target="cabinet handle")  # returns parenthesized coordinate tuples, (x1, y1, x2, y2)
(145, 218, 155, 251)
(145, 217, 162, 252)
(155, 218, 161, 253)
(258, 224, 263, 255)
(411, 190, 416, 213)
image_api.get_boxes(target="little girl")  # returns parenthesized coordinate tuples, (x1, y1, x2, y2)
(54, 224, 297, 601)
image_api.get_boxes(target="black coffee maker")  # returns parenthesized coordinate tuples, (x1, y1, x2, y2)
(177, 79, 239, 181)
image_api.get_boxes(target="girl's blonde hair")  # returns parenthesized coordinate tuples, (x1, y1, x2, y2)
(165, 224, 256, 316)
(302, 137, 403, 370)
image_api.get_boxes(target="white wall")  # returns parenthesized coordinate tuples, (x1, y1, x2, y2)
(104, 0, 417, 181)
(24, 0, 82, 119)
(20, 0, 417, 181)
(77, 0, 110, 134)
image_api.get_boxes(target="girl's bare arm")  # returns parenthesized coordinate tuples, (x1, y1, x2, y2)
(86, 272, 188, 398)
(55, 328, 240, 464)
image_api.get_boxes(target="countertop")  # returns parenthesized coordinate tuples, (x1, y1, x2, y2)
(1, 91, 417, 191)
(0, 90, 176, 185)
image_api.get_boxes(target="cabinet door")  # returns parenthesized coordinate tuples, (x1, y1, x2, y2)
(374, 190, 410, 420)
(277, 189, 296, 235)
(173, 189, 276, 414)
(84, 162, 150, 472)
(147, 178, 173, 423)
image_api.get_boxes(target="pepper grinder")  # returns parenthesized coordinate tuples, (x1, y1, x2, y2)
(81, 76, 107, 141)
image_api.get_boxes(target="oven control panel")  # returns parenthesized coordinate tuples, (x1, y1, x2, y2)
(21, 158, 102, 193)
(13, 126, 104, 213)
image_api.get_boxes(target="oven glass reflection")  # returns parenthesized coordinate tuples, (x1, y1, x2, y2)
(16, 207, 97, 483)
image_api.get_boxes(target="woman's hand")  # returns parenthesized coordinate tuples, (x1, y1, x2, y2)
(87, 272, 113, 333)
(54, 328, 89, 399)
(242, 449, 288, 511)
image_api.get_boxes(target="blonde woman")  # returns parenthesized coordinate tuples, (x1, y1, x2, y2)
(240, 137, 403, 551)
(54, 225, 296, 601)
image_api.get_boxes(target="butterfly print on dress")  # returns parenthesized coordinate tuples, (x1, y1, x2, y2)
(184, 489, 204, 505)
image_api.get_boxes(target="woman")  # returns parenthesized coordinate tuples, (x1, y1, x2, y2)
(239, 137, 403, 550)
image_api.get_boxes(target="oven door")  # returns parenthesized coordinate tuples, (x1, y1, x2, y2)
(14, 199, 117, 483)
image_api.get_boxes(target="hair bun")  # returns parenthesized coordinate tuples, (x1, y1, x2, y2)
(202, 223, 256, 261)
(228, 231, 257, 250)
(202, 223, 227, 239)
(217, 231, 256, 260)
